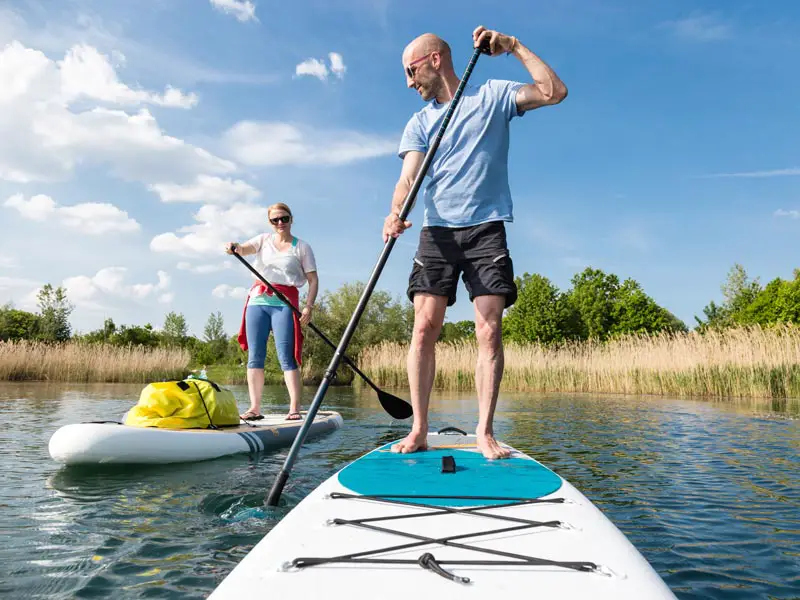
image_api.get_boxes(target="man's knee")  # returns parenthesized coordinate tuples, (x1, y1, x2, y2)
(411, 299, 446, 348)
(412, 314, 442, 347)
(474, 295, 504, 343)
(475, 315, 502, 353)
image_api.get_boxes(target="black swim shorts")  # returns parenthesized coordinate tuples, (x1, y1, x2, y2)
(406, 220, 517, 307)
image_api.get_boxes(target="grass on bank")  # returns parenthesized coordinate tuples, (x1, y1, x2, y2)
(0, 340, 190, 383)
(357, 324, 800, 399)
(201, 361, 342, 386)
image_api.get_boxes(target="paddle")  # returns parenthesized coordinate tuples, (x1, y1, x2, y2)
(264, 39, 491, 507)
(229, 249, 412, 420)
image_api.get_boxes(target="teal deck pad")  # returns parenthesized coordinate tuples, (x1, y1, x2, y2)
(337, 442, 563, 507)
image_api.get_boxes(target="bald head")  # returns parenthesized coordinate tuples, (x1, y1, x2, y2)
(405, 33, 450, 57)
(402, 33, 457, 101)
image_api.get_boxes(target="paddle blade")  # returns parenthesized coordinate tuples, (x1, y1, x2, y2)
(377, 389, 413, 420)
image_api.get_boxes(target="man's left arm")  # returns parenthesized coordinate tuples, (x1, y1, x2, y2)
(473, 26, 568, 112)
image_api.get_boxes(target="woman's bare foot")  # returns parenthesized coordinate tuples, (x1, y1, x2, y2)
(477, 433, 511, 459)
(391, 429, 428, 454)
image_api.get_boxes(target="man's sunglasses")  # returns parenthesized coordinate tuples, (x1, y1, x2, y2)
(405, 52, 434, 79)
(270, 215, 291, 224)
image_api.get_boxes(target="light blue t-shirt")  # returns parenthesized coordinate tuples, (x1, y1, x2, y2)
(398, 79, 526, 228)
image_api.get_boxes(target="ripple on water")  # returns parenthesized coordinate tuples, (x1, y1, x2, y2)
(0, 385, 798, 599)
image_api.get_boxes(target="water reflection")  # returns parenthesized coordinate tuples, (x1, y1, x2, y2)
(0, 381, 797, 599)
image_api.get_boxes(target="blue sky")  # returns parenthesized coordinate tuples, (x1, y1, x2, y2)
(1, 0, 798, 338)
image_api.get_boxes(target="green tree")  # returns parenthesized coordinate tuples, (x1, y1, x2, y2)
(303, 282, 414, 382)
(440, 320, 476, 342)
(102, 317, 116, 341)
(113, 323, 160, 347)
(502, 273, 580, 344)
(721, 263, 762, 315)
(741, 269, 800, 325)
(202, 311, 227, 362)
(36, 284, 73, 341)
(611, 279, 687, 336)
(162, 311, 188, 345)
(564, 268, 620, 340)
(0, 303, 41, 341)
(696, 263, 763, 329)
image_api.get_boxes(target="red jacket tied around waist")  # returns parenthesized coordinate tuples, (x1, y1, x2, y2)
(237, 282, 303, 367)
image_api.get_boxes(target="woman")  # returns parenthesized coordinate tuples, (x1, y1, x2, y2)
(225, 203, 318, 421)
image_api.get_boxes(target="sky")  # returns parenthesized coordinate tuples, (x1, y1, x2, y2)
(1, 0, 799, 338)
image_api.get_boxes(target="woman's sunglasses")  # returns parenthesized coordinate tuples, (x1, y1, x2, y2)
(269, 215, 291, 225)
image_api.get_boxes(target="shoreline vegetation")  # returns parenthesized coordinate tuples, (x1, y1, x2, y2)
(357, 324, 800, 400)
(0, 340, 190, 383)
(3, 264, 800, 401)
(2, 325, 799, 403)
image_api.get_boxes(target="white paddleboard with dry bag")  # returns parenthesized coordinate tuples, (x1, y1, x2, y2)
(48, 378, 343, 465)
(209, 430, 677, 599)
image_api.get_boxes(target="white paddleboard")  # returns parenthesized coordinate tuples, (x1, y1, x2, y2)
(209, 430, 677, 599)
(48, 411, 343, 465)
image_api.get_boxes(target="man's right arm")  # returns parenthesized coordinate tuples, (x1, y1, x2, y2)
(383, 150, 424, 242)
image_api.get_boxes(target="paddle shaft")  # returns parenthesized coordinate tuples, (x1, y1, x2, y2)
(266, 41, 490, 507)
(230, 250, 391, 397)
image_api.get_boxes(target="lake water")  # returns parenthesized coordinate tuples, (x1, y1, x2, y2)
(0, 382, 797, 599)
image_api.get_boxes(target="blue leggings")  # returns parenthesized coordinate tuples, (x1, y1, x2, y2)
(245, 304, 297, 371)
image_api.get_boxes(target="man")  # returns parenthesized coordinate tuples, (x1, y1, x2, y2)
(383, 26, 567, 459)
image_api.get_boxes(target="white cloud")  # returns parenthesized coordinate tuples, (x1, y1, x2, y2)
(4, 193, 140, 234)
(704, 167, 800, 178)
(158, 292, 174, 304)
(177, 261, 233, 274)
(62, 267, 171, 310)
(0, 276, 39, 291)
(329, 52, 346, 79)
(0, 41, 234, 185)
(150, 202, 270, 258)
(223, 121, 396, 167)
(0, 8, 276, 87)
(4, 193, 56, 221)
(149, 175, 260, 204)
(58, 202, 139, 234)
(774, 209, 800, 220)
(59, 44, 198, 108)
(295, 52, 346, 81)
(295, 58, 328, 81)
(212, 284, 248, 299)
(0, 254, 18, 269)
(661, 12, 732, 42)
(210, 0, 257, 22)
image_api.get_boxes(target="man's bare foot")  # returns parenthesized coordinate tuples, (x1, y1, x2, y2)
(391, 430, 428, 454)
(477, 433, 511, 459)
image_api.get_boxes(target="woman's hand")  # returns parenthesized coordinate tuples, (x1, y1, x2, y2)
(300, 305, 313, 326)
(225, 242, 238, 255)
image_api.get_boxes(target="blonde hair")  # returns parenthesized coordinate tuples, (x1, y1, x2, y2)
(268, 202, 293, 219)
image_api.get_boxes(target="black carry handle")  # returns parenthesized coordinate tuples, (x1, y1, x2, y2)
(438, 426, 468, 435)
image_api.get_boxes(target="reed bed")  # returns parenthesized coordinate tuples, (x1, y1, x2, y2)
(358, 324, 800, 399)
(0, 340, 190, 383)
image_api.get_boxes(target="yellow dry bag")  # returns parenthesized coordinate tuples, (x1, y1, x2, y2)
(124, 379, 240, 429)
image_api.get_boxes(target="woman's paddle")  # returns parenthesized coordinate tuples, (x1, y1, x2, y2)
(265, 39, 491, 507)
(230, 249, 412, 420)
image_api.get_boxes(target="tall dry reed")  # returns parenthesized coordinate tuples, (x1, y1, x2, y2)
(358, 324, 800, 398)
(0, 340, 190, 383)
